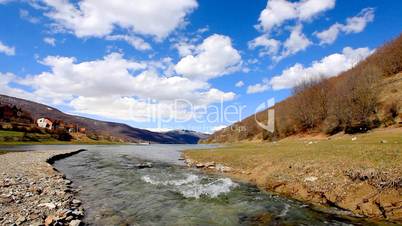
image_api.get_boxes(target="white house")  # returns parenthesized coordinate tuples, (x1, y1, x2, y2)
(37, 118, 53, 130)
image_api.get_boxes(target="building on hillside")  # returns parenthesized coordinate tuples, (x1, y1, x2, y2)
(0, 105, 34, 124)
(53, 120, 65, 130)
(37, 118, 53, 130)
(0, 105, 14, 121)
(65, 124, 76, 133)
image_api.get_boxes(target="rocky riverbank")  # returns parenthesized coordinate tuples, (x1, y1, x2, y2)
(0, 149, 86, 226)
(183, 130, 402, 223)
(184, 157, 402, 223)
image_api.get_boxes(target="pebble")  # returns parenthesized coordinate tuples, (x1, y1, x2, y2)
(304, 176, 318, 182)
(44, 215, 56, 226)
(72, 199, 82, 205)
(38, 202, 57, 210)
(195, 163, 205, 168)
(15, 216, 26, 225)
(69, 219, 82, 226)
(72, 210, 84, 217)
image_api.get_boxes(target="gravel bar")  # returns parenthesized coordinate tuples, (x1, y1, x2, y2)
(0, 149, 86, 226)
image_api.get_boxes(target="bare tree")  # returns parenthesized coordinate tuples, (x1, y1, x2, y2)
(328, 65, 380, 133)
(290, 77, 330, 131)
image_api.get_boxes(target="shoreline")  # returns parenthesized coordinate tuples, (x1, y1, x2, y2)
(0, 149, 86, 226)
(0, 141, 127, 146)
(183, 129, 402, 223)
(183, 155, 402, 223)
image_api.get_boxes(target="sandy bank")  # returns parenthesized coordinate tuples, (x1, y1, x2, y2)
(0, 149, 86, 226)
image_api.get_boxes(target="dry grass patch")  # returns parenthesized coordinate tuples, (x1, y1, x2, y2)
(185, 128, 402, 220)
(187, 129, 402, 172)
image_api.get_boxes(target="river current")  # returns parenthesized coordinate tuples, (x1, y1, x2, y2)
(1, 144, 391, 225)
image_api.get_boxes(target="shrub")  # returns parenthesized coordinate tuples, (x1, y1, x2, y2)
(52, 129, 73, 141)
(322, 116, 342, 135)
(384, 101, 399, 119)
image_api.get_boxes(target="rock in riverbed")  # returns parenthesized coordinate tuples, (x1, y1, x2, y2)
(69, 219, 82, 226)
(136, 162, 153, 169)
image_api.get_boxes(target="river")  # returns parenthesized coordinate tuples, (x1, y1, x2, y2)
(0, 144, 389, 225)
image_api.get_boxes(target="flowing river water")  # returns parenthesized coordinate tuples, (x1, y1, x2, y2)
(1, 144, 392, 226)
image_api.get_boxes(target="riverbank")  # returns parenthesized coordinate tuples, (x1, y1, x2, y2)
(0, 129, 127, 146)
(184, 128, 402, 222)
(0, 140, 125, 145)
(0, 149, 86, 226)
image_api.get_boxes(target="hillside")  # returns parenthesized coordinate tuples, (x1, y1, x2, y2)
(0, 94, 208, 144)
(202, 34, 402, 143)
(163, 130, 209, 144)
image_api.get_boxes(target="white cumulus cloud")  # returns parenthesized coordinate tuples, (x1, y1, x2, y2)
(257, 0, 335, 33)
(315, 8, 375, 45)
(274, 24, 311, 61)
(248, 34, 281, 57)
(247, 47, 373, 93)
(235, 80, 244, 88)
(12, 52, 235, 121)
(0, 73, 39, 101)
(174, 41, 196, 57)
(43, 37, 56, 46)
(19, 9, 40, 24)
(105, 35, 151, 51)
(0, 40, 15, 56)
(247, 78, 270, 94)
(175, 34, 242, 81)
(41, 0, 198, 39)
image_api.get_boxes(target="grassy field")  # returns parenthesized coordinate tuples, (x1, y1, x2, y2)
(0, 140, 126, 145)
(0, 130, 25, 138)
(186, 128, 402, 171)
(184, 128, 402, 220)
(0, 129, 127, 145)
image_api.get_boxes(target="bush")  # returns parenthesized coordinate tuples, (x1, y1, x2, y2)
(322, 116, 342, 135)
(52, 129, 73, 141)
(87, 133, 99, 140)
(383, 101, 399, 122)
(345, 121, 370, 134)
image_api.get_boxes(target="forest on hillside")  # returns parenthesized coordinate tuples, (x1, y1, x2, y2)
(204, 34, 402, 143)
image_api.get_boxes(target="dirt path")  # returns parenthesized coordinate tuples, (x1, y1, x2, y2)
(0, 149, 86, 226)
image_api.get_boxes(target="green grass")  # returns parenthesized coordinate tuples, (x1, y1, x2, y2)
(0, 150, 9, 155)
(0, 140, 127, 145)
(0, 129, 127, 145)
(185, 129, 402, 171)
(0, 130, 24, 137)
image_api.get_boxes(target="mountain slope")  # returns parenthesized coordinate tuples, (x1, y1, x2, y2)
(163, 130, 209, 144)
(202, 34, 402, 143)
(0, 94, 207, 144)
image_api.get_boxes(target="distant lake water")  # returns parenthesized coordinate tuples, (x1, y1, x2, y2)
(1, 144, 391, 226)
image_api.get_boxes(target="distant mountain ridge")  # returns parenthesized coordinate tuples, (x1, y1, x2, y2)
(0, 94, 208, 144)
(162, 129, 210, 144)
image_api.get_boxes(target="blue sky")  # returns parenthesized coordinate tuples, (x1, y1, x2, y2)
(0, 0, 401, 133)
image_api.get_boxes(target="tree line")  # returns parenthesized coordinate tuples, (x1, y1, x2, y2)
(272, 34, 402, 138)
